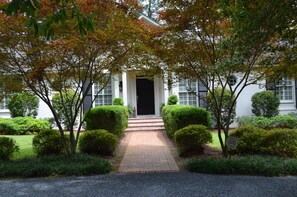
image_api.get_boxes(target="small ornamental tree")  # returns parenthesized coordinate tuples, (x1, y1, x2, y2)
(7, 92, 39, 118)
(251, 91, 280, 118)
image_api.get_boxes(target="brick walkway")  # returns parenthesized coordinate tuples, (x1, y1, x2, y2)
(118, 131, 180, 173)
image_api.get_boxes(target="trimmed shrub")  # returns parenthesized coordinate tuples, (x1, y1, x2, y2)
(230, 126, 266, 155)
(251, 91, 280, 118)
(167, 95, 178, 105)
(237, 115, 297, 129)
(174, 125, 212, 156)
(52, 89, 80, 130)
(32, 130, 65, 156)
(0, 118, 21, 135)
(85, 105, 129, 136)
(207, 88, 236, 127)
(162, 105, 211, 137)
(79, 130, 117, 156)
(113, 98, 124, 106)
(261, 129, 297, 157)
(0, 137, 19, 160)
(7, 92, 39, 118)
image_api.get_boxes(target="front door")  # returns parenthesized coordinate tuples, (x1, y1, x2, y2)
(136, 78, 155, 115)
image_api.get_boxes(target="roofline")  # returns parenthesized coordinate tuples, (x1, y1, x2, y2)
(138, 15, 160, 27)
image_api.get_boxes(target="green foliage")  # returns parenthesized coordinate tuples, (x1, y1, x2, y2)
(0, 118, 21, 135)
(230, 126, 266, 155)
(167, 95, 178, 105)
(0, 154, 112, 178)
(162, 105, 211, 137)
(85, 105, 129, 136)
(7, 92, 39, 118)
(0, 137, 19, 160)
(207, 88, 236, 127)
(79, 130, 117, 156)
(261, 129, 297, 157)
(0, 117, 51, 135)
(237, 115, 297, 129)
(52, 89, 80, 130)
(251, 91, 280, 117)
(113, 98, 124, 106)
(32, 130, 65, 156)
(174, 125, 212, 156)
(185, 155, 297, 177)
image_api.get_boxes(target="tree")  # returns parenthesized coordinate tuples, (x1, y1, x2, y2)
(0, 0, 149, 154)
(138, 0, 163, 19)
(156, 0, 296, 156)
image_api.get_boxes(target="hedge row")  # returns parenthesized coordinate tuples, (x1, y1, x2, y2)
(0, 117, 51, 135)
(230, 126, 297, 157)
(237, 115, 297, 129)
(162, 105, 211, 137)
(85, 106, 129, 136)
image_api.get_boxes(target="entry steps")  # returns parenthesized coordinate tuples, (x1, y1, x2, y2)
(126, 117, 165, 132)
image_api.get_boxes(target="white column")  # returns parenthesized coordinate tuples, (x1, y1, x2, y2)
(122, 72, 128, 106)
(113, 75, 120, 98)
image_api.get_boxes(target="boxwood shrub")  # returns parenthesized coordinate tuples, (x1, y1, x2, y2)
(0, 137, 19, 160)
(230, 126, 266, 155)
(84, 105, 129, 136)
(0, 118, 21, 135)
(32, 130, 65, 156)
(174, 125, 212, 156)
(261, 129, 297, 157)
(79, 130, 117, 156)
(162, 105, 211, 137)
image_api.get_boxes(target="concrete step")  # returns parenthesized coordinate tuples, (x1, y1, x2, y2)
(128, 122, 164, 128)
(126, 126, 165, 132)
(129, 119, 163, 124)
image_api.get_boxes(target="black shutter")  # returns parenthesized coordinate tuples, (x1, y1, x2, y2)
(82, 79, 93, 112)
(198, 81, 207, 108)
(266, 78, 276, 92)
(295, 80, 297, 109)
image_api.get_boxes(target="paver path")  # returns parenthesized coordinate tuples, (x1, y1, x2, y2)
(118, 131, 179, 173)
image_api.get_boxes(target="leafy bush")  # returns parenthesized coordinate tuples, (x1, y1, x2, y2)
(52, 89, 80, 130)
(79, 130, 117, 156)
(0, 117, 51, 135)
(0, 154, 111, 178)
(251, 91, 280, 118)
(185, 155, 297, 176)
(32, 130, 65, 156)
(0, 118, 21, 135)
(113, 98, 124, 106)
(12, 117, 51, 133)
(230, 126, 266, 155)
(7, 92, 39, 118)
(174, 125, 212, 156)
(261, 129, 297, 157)
(167, 95, 178, 105)
(237, 115, 297, 129)
(162, 105, 211, 137)
(207, 88, 236, 127)
(0, 137, 19, 160)
(85, 105, 129, 136)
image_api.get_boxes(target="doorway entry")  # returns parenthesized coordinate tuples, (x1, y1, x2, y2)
(136, 77, 155, 115)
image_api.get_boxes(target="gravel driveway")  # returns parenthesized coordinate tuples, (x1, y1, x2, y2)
(1, 173, 297, 197)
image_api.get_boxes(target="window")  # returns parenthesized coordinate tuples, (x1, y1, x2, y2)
(276, 78, 293, 102)
(0, 95, 8, 110)
(94, 78, 113, 106)
(227, 75, 237, 86)
(178, 79, 198, 106)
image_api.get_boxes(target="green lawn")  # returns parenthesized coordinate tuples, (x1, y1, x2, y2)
(0, 135, 36, 160)
(208, 132, 221, 150)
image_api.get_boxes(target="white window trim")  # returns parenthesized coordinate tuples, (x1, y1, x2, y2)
(92, 77, 114, 107)
(276, 78, 295, 104)
(178, 80, 199, 107)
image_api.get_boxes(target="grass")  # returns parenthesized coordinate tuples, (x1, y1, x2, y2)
(185, 155, 297, 176)
(0, 154, 112, 178)
(0, 135, 36, 159)
(208, 132, 221, 149)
